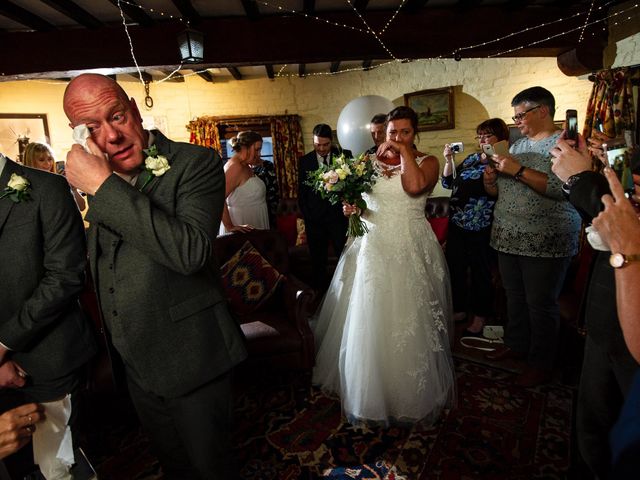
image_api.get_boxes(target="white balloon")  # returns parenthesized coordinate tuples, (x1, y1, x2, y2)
(337, 95, 395, 156)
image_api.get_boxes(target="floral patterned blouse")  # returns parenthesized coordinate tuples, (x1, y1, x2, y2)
(441, 152, 495, 232)
(490, 131, 581, 258)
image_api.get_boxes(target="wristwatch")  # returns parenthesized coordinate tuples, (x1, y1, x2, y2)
(561, 172, 584, 196)
(514, 166, 526, 182)
(609, 252, 640, 268)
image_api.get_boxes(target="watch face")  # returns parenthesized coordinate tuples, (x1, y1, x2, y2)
(610, 253, 625, 268)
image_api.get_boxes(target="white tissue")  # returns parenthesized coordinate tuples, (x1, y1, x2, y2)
(72, 124, 91, 153)
(586, 225, 610, 251)
(33, 395, 74, 480)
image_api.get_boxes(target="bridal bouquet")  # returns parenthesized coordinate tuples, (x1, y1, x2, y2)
(306, 153, 377, 237)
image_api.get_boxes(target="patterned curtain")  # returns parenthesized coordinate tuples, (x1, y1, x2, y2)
(270, 115, 305, 199)
(583, 67, 637, 140)
(186, 117, 222, 154)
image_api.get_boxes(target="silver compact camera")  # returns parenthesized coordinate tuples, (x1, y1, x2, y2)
(450, 142, 464, 153)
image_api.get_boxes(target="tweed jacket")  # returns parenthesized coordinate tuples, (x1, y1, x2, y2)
(85, 131, 247, 398)
(0, 157, 96, 384)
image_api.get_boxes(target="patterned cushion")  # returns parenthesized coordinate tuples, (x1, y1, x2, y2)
(221, 241, 284, 315)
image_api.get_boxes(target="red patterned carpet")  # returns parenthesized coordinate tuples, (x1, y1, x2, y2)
(89, 357, 575, 479)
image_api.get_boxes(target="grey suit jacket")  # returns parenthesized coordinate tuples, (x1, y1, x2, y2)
(0, 158, 96, 387)
(85, 131, 247, 398)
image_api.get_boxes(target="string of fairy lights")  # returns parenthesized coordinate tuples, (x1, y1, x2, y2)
(579, 0, 598, 42)
(33, 0, 640, 86)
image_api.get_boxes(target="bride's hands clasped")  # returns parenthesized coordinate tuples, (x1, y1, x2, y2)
(342, 202, 361, 217)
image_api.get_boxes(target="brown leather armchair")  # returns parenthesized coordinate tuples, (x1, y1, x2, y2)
(213, 229, 316, 371)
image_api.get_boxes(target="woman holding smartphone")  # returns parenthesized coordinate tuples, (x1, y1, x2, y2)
(442, 118, 509, 336)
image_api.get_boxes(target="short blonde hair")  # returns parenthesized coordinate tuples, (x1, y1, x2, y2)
(23, 142, 55, 172)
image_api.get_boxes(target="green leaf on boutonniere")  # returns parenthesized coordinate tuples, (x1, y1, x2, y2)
(139, 145, 171, 192)
(0, 173, 32, 203)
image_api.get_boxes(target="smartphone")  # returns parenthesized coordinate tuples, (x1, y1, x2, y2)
(481, 140, 509, 158)
(566, 109, 578, 143)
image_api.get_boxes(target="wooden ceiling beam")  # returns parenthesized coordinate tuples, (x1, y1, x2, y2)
(362, 59, 372, 71)
(106, 0, 154, 27)
(227, 67, 242, 80)
(265, 64, 274, 79)
(303, 0, 315, 15)
(158, 70, 185, 82)
(353, 0, 369, 13)
(128, 71, 153, 83)
(330, 61, 341, 73)
(40, 0, 104, 29)
(0, 6, 610, 78)
(240, 0, 261, 20)
(0, 1, 56, 31)
(170, 0, 202, 26)
(298, 64, 306, 78)
(197, 70, 214, 82)
(403, 0, 430, 13)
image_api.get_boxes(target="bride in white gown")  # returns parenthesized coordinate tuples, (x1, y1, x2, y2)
(312, 106, 456, 427)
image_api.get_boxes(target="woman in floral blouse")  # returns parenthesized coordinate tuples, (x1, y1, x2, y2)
(442, 118, 509, 335)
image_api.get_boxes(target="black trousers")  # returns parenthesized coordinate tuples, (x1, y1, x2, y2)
(127, 371, 237, 480)
(305, 217, 347, 290)
(498, 253, 571, 370)
(445, 224, 495, 317)
(577, 336, 638, 479)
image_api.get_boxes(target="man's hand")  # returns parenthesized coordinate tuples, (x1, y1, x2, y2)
(592, 167, 640, 253)
(0, 403, 45, 459)
(0, 361, 27, 389)
(550, 134, 592, 182)
(65, 137, 113, 196)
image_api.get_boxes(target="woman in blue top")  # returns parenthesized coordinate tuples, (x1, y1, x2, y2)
(442, 118, 509, 336)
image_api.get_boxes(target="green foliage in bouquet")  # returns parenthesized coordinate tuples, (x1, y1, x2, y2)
(305, 153, 378, 237)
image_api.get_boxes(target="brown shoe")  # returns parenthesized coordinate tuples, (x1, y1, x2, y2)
(515, 367, 552, 387)
(485, 345, 526, 361)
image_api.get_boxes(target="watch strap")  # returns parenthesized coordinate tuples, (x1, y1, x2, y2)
(514, 166, 526, 181)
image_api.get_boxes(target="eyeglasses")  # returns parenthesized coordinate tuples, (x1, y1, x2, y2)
(475, 134, 495, 141)
(512, 105, 541, 123)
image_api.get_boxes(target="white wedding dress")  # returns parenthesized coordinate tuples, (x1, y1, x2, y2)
(219, 176, 270, 235)
(312, 156, 456, 427)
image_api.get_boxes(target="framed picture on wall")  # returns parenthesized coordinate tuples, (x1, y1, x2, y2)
(0, 113, 50, 163)
(403, 87, 454, 132)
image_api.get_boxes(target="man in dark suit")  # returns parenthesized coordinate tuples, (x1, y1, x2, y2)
(298, 124, 351, 290)
(551, 136, 639, 479)
(0, 153, 96, 475)
(63, 74, 247, 479)
(365, 113, 387, 154)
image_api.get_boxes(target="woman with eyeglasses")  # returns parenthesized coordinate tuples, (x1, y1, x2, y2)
(442, 118, 509, 337)
(481, 86, 581, 388)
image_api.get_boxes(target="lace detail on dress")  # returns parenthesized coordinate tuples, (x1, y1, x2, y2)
(312, 155, 455, 427)
(372, 154, 428, 179)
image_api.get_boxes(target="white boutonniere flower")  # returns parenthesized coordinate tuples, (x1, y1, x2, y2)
(139, 145, 170, 192)
(1, 173, 31, 203)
